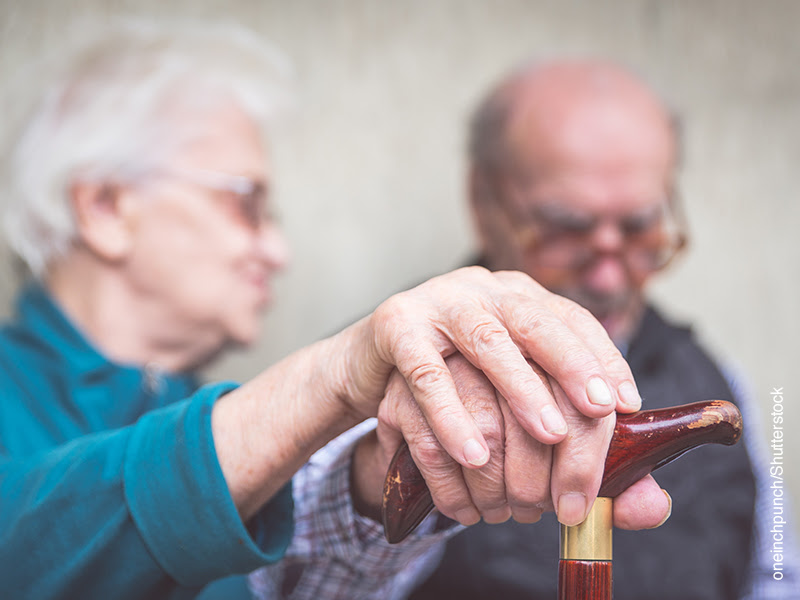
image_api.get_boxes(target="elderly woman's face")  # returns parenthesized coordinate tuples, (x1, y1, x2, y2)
(124, 102, 289, 349)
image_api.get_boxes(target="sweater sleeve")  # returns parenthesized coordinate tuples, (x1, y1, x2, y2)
(0, 382, 293, 600)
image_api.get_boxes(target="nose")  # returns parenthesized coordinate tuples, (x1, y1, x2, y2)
(592, 220, 625, 253)
(257, 221, 290, 271)
(583, 221, 628, 294)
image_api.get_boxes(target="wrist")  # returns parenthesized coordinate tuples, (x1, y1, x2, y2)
(211, 334, 368, 520)
(323, 314, 390, 422)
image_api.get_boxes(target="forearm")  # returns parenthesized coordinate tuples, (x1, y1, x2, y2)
(212, 322, 370, 520)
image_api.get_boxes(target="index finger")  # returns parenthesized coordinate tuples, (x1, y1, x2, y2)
(493, 270, 642, 417)
(371, 302, 492, 468)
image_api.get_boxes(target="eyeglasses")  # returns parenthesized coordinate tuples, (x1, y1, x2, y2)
(500, 192, 687, 273)
(147, 167, 275, 231)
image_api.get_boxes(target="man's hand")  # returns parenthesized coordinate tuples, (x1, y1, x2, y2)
(352, 355, 670, 530)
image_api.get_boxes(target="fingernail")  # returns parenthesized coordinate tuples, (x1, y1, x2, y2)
(463, 438, 489, 467)
(541, 405, 568, 436)
(557, 492, 588, 526)
(650, 489, 673, 529)
(454, 507, 481, 526)
(586, 377, 613, 406)
(618, 381, 642, 410)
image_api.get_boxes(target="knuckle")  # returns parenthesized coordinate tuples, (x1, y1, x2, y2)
(500, 269, 524, 283)
(373, 294, 410, 333)
(406, 361, 451, 395)
(507, 302, 549, 341)
(500, 269, 533, 287)
(466, 470, 507, 510)
(411, 436, 451, 471)
(430, 482, 474, 519)
(557, 343, 600, 375)
(598, 346, 631, 377)
(458, 265, 491, 281)
(372, 295, 397, 329)
(506, 479, 550, 509)
(556, 456, 603, 492)
(505, 460, 551, 508)
(558, 296, 594, 323)
(428, 265, 490, 296)
(466, 320, 509, 355)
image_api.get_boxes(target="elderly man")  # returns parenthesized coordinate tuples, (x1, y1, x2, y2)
(408, 60, 797, 599)
(0, 25, 671, 600)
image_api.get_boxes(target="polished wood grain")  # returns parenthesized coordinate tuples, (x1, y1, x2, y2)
(558, 560, 612, 600)
(382, 400, 743, 543)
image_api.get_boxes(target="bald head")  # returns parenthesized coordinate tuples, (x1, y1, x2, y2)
(468, 60, 685, 344)
(469, 60, 678, 179)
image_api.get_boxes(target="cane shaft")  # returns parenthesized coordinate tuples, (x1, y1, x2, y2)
(559, 497, 613, 599)
(558, 560, 612, 600)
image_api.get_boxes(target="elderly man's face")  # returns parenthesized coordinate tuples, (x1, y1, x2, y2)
(124, 102, 289, 350)
(474, 88, 679, 343)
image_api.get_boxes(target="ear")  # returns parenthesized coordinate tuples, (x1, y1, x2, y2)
(70, 180, 138, 263)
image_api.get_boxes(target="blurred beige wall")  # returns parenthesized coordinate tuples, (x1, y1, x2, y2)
(1, 0, 798, 542)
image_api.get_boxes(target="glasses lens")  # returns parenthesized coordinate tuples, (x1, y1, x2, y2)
(234, 183, 268, 229)
(514, 198, 685, 272)
(203, 175, 271, 230)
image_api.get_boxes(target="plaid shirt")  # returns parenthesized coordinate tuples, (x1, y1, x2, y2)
(248, 420, 460, 599)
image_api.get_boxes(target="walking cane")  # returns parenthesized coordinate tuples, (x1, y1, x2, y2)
(382, 400, 743, 599)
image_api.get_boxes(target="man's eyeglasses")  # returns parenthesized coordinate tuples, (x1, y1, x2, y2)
(501, 193, 687, 273)
(148, 167, 275, 231)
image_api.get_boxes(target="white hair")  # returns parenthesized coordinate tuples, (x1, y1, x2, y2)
(3, 19, 293, 276)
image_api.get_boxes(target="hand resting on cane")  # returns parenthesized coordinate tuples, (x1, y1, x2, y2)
(352, 353, 671, 530)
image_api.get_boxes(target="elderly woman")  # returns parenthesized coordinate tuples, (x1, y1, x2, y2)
(0, 22, 668, 599)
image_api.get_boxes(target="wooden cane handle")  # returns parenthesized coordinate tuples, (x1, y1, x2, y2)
(382, 400, 743, 543)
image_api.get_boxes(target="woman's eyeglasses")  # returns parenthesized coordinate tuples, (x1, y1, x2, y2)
(147, 167, 276, 231)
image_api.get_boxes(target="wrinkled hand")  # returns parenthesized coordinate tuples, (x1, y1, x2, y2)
(215, 266, 645, 520)
(344, 266, 655, 526)
(346, 267, 641, 466)
(357, 354, 670, 530)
